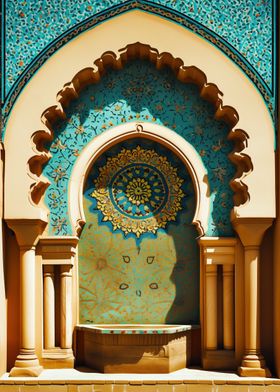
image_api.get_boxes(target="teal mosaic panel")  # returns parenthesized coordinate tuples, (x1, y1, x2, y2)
(2, 0, 275, 123)
(42, 60, 235, 237)
(79, 138, 200, 324)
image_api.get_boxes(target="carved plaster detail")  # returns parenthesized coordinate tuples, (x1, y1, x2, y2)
(29, 42, 251, 209)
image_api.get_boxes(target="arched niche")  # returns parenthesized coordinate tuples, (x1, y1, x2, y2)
(78, 134, 202, 325)
(69, 122, 210, 237)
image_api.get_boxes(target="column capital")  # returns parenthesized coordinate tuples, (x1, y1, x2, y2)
(39, 236, 79, 265)
(232, 217, 273, 247)
(6, 218, 47, 247)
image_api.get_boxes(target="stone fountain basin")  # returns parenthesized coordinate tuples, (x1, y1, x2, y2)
(75, 324, 198, 373)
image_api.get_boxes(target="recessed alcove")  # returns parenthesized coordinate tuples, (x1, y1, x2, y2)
(76, 137, 200, 372)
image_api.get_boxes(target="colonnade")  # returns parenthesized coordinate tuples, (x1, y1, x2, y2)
(6, 218, 272, 377)
(43, 265, 73, 351)
(201, 218, 272, 376)
(6, 221, 78, 376)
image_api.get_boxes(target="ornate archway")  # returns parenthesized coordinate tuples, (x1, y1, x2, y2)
(4, 33, 274, 377)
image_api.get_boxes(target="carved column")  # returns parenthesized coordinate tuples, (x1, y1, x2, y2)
(39, 236, 78, 367)
(43, 265, 55, 349)
(200, 237, 236, 370)
(60, 265, 73, 349)
(223, 264, 235, 350)
(205, 264, 218, 350)
(233, 218, 272, 377)
(6, 219, 46, 377)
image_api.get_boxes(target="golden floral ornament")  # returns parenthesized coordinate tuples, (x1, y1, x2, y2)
(90, 146, 185, 238)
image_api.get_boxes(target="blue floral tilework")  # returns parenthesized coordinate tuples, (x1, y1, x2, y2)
(4, 0, 273, 97)
(42, 60, 235, 237)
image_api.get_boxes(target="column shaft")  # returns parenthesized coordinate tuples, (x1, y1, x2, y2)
(244, 247, 260, 354)
(60, 265, 72, 349)
(10, 244, 43, 376)
(43, 265, 55, 349)
(20, 246, 36, 350)
(238, 243, 271, 376)
(205, 264, 218, 350)
(223, 264, 234, 350)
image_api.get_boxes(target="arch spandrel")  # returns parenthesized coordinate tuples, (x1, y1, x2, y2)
(3, 11, 275, 226)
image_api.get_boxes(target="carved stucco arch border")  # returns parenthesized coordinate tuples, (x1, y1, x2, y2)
(69, 122, 210, 236)
(29, 42, 252, 231)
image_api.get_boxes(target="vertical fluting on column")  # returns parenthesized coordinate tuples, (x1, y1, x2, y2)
(43, 265, 55, 349)
(60, 265, 72, 349)
(205, 264, 218, 350)
(223, 264, 235, 350)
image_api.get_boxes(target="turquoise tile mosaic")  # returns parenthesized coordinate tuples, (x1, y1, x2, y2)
(42, 60, 235, 237)
(1, 0, 276, 127)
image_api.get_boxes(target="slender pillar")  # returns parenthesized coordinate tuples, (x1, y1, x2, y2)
(7, 219, 46, 377)
(233, 218, 272, 377)
(205, 264, 218, 350)
(60, 265, 72, 349)
(43, 265, 55, 349)
(223, 264, 234, 350)
(10, 245, 43, 376)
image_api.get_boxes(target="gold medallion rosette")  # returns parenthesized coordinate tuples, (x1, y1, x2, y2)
(90, 146, 185, 238)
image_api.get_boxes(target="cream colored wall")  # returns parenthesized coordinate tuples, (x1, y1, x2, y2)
(3, 10, 275, 225)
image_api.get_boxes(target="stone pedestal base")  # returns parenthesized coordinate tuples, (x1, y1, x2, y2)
(203, 350, 236, 370)
(9, 354, 43, 377)
(238, 354, 271, 377)
(42, 348, 74, 369)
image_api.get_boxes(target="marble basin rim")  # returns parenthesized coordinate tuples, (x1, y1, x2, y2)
(76, 323, 199, 334)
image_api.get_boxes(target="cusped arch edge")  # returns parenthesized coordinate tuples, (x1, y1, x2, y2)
(29, 42, 251, 212)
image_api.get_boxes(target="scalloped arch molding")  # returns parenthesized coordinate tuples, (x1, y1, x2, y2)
(31, 43, 250, 237)
(3, 11, 275, 227)
(1, 0, 276, 124)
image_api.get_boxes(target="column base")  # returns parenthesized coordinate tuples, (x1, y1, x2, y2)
(9, 352, 43, 377)
(238, 354, 271, 377)
(42, 348, 74, 369)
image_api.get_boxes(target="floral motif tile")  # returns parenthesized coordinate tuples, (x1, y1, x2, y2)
(2, 0, 274, 120)
(42, 60, 235, 237)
